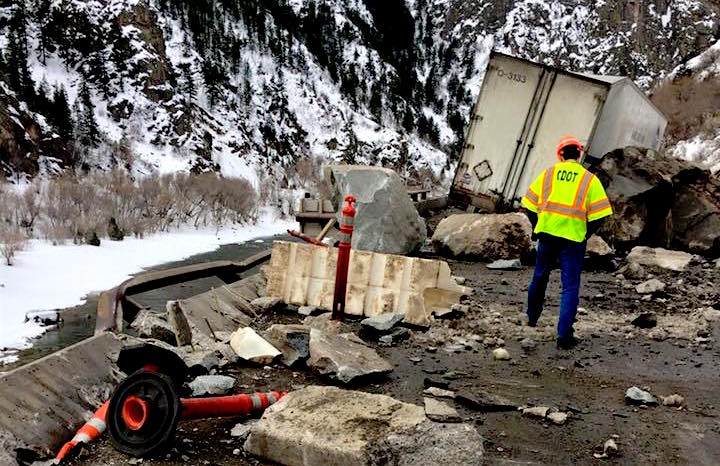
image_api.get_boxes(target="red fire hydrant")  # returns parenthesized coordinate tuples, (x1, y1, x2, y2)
(332, 195, 356, 320)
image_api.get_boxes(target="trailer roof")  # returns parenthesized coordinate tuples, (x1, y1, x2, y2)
(576, 73, 627, 84)
(490, 52, 668, 121)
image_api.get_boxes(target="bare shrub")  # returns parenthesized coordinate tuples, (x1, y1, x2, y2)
(651, 74, 720, 143)
(287, 156, 334, 199)
(0, 224, 27, 266)
(8, 169, 259, 244)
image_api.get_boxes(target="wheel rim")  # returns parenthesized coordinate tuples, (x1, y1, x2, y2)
(107, 370, 181, 457)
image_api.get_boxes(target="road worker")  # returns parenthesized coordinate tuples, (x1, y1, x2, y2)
(521, 135, 613, 349)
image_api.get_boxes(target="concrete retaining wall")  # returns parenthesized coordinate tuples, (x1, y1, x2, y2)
(0, 332, 122, 463)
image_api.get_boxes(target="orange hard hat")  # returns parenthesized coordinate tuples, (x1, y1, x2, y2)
(556, 135, 583, 159)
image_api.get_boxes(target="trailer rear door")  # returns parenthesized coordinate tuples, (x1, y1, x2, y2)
(506, 74, 609, 201)
(452, 55, 545, 202)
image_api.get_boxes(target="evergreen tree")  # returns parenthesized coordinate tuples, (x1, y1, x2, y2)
(108, 21, 133, 87)
(5, 5, 34, 103)
(179, 63, 197, 106)
(369, 81, 383, 122)
(50, 85, 74, 141)
(74, 81, 100, 148)
(35, 80, 53, 116)
(88, 34, 110, 98)
(34, 0, 54, 65)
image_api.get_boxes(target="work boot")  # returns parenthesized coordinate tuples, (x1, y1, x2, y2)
(556, 336, 580, 350)
(527, 319, 537, 328)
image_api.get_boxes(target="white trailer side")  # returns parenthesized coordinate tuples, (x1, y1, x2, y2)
(585, 76, 667, 160)
(450, 52, 668, 211)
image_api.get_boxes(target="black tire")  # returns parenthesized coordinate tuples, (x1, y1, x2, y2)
(107, 370, 182, 457)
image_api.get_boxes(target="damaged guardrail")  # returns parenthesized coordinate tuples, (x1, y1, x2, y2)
(95, 250, 273, 334)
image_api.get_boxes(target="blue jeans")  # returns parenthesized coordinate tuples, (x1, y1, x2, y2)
(527, 236, 587, 339)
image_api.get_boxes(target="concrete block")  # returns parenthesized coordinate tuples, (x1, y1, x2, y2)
(265, 241, 471, 326)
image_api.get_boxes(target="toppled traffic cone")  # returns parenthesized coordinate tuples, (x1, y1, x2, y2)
(55, 400, 109, 462)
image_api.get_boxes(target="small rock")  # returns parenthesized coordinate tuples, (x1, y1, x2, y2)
(262, 324, 310, 367)
(423, 377, 450, 389)
(298, 305, 320, 316)
(251, 297, 283, 312)
(625, 386, 658, 405)
(621, 261, 647, 280)
(547, 412, 568, 425)
(303, 313, 351, 335)
(433, 304, 468, 319)
(231, 420, 259, 441)
(361, 313, 405, 333)
(522, 406, 550, 418)
(185, 349, 221, 375)
(379, 328, 410, 346)
(166, 301, 193, 346)
(453, 276, 467, 285)
(661, 394, 684, 407)
(703, 308, 720, 322)
(455, 391, 517, 412)
(424, 397, 462, 423)
(230, 328, 281, 364)
(130, 310, 176, 345)
(232, 448, 241, 455)
(493, 348, 511, 361)
(631, 313, 657, 329)
(423, 387, 455, 399)
(486, 259, 522, 270)
(604, 439, 619, 456)
(520, 338, 536, 351)
(188, 375, 236, 396)
(636, 279, 665, 295)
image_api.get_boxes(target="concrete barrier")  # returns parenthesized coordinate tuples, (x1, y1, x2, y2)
(0, 332, 122, 463)
(266, 241, 471, 326)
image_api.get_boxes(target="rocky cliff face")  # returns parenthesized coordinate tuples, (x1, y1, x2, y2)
(0, 0, 718, 182)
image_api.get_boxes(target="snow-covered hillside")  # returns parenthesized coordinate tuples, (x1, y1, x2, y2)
(1, 0, 719, 183)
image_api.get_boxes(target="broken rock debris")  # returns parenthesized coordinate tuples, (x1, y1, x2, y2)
(244, 386, 483, 466)
(308, 328, 393, 384)
(627, 246, 693, 272)
(636, 278, 666, 295)
(625, 386, 659, 405)
(261, 324, 310, 367)
(229, 328, 281, 364)
(424, 397, 462, 423)
(188, 375, 236, 396)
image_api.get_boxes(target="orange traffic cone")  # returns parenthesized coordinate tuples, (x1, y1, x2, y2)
(55, 400, 109, 462)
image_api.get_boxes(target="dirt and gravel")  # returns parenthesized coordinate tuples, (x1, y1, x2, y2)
(66, 245, 720, 466)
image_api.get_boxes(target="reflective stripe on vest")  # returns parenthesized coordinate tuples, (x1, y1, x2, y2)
(538, 166, 594, 219)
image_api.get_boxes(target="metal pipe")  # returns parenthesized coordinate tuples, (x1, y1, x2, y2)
(287, 229, 329, 247)
(332, 196, 356, 320)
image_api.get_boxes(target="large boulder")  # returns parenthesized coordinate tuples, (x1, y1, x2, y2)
(327, 165, 426, 254)
(244, 386, 483, 466)
(431, 213, 532, 261)
(595, 147, 720, 255)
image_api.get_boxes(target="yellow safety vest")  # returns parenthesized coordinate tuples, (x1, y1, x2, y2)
(521, 160, 613, 242)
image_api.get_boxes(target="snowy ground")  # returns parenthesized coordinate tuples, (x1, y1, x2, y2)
(0, 209, 297, 364)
